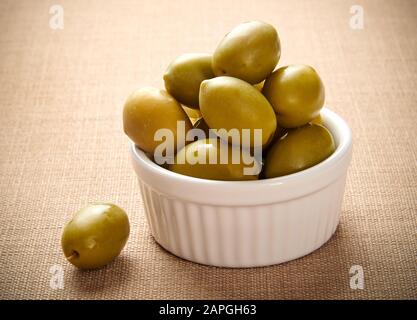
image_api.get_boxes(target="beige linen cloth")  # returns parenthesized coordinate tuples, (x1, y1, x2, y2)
(0, 0, 416, 299)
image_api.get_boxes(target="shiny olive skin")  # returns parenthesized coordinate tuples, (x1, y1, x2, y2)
(164, 53, 215, 108)
(199, 76, 277, 148)
(212, 21, 280, 84)
(123, 87, 192, 153)
(264, 124, 335, 178)
(61, 203, 130, 269)
(262, 64, 325, 128)
(169, 138, 260, 180)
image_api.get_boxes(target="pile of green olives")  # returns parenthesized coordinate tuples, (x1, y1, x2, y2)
(123, 21, 335, 181)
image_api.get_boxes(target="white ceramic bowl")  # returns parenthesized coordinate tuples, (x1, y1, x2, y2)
(130, 108, 352, 267)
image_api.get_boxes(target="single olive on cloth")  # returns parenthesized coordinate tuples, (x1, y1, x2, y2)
(212, 21, 280, 84)
(164, 53, 215, 109)
(123, 87, 192, 153)
(264, 124, 335, 178)
(199, 76, 277, 148)
(169, 138, 261, 181)
(61, 203, 130, 269)
(262, 64, 325, 128)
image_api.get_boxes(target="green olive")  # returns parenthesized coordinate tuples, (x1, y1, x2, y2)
(262, 64, 325, 128)
(61, 203, 130, 269)
(212, 21, 280, 84)
(199, 76, 277, 148)
(169, 138, 260, 180)
(123, 87, 192, 153)
(164, 53, 215, 108)
(264, 124, 335, 178)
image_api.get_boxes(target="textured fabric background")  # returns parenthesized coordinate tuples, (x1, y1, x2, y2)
(0, 0, 416, 300)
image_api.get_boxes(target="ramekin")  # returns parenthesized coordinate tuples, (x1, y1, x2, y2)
(130, 108, 352, 267)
